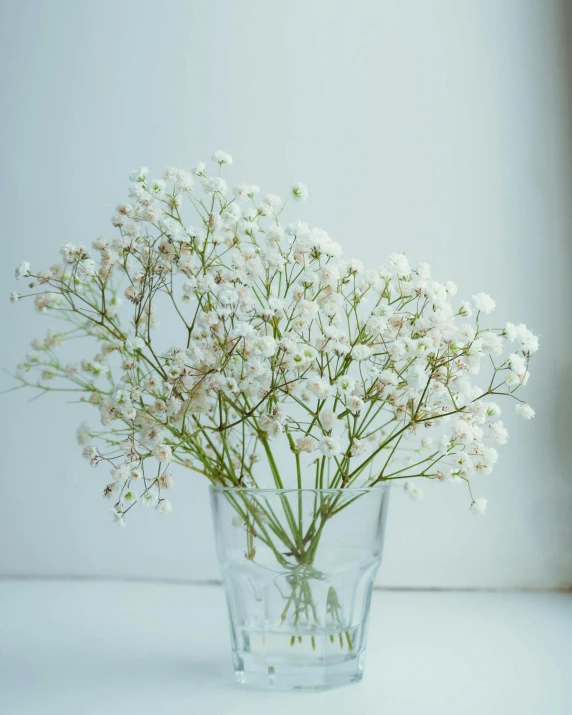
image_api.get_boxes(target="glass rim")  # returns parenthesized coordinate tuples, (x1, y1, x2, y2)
(209, 484, 389, 494)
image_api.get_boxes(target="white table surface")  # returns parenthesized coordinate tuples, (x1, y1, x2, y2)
(1, 580, 571, 714)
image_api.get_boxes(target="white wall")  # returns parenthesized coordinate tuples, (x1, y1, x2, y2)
(1, 0, 571, 588)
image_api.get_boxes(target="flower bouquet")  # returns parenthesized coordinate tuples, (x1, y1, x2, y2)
(10, 151, 537, 689)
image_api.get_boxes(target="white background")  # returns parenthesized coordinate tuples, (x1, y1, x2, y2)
(1, 0, 572, 589)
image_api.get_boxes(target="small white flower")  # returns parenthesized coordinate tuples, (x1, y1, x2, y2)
(417, 262, 431, 279)
(336, 376, 355, 395)
(123, 489, 138, 504)
(307, 377, 331, 399)
(223, 377, 238, 393)
(15, 262, 31, 279)
(458, 301, 473, 318)
(504, 323, 518, 341)
(124, 285, 142, 303)
(156, 498, 173, 515)
(264, 193, 282, 208)
(404, 481, 424, 501)
(508, 353, 526, 375)
(516, 325, 539, 355)
(150, 179, 166, 195)
(103, 483, 119, 500)
(77, 259, 97, 281)
(218, 288, 239, 305)
(112, 388, 131, 408)
(347, 395, 364, 412)
(222, 202, 242, 222)
(38, 268, 55, 283)
(296, 435, 318, 453)
(347, 259, 364, 275)
(159, 471, 175, 489)
(488, 421, 508, 445)
(82, 445, 97, 462)
(485, 402, 502, 418)
(388, 253, 410, 276)
(515, 403, 535, 420)
(212, 150, 233, 165)
(111, 505, 126, 527)
(76, 422, 93, 446)
(129, 166, 149, 182)
(480, 332, 503, 356)
(10, 292, 21, 303)
(154, 444, 172, 462)
(38, 267, 53, 283)
(473, 293, 496, 314)
(351, 344, 372, 361)
(125, 336, 145, 351)
(317, 409, 335, 431)
(350, 439, 367, 457)
(471, 498, 487, 516)
(406, 363, 427, 390)
(252, 336, 277, 358)
(141, 489, 158, 508)
(319, 436, 341, 457)
(111, 465, 130, 481)
(259, 414, 284, 437)
(233, 183, 248, 199)
(203, 176, 227, 196)
(291, 182, 308, 201)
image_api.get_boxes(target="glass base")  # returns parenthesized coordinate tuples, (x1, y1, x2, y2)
(232, 626, 367, 691)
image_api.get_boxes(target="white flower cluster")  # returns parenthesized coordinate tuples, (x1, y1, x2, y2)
(12, 151, 538, 522)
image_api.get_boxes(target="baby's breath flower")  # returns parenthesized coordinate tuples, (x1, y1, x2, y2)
(154, 444, 172, 463)
(404, 481, 424, 502)
(82, 445, 98, 462)
(129, 166, 149, 182)
(350, 344, 372, 362)
(336, 376, 355, 395)
(350, 439, 367, 457)
(15, 262, 31, 279)
(319, 436, 341, 457)
(77, 259, 97, 281)
(515, 403, 535, 420)
(471, 498, 487, 516)
(9, 150, 537, 525)
(488, 421, 509, 445)
(264, 193, 282, 208)
(110, 509, 125, 528)
(156, 498, 173, 515)
(473, 293, 496, 314)
(203, 176, 227, 196)
(212, 149, 233, 165)
(296, 435, 318, 453)
(291, 182, 308, 201)
(458, 301, 472, 317)
(76, 422, 93, 446)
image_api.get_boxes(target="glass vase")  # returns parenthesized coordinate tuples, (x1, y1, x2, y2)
(209, 486, 390, 691)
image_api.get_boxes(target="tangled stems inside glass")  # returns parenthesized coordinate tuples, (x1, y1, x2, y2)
(219, 487, 371, 648)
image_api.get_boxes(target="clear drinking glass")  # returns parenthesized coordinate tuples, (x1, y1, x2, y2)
(209, 486, 390, 691)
